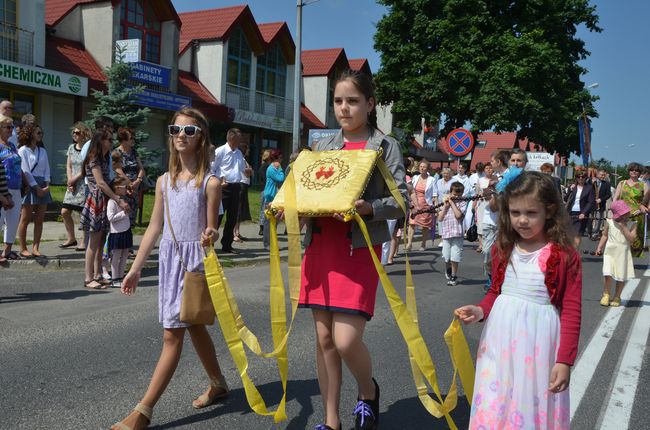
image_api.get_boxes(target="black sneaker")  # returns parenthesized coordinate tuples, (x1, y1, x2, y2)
(448, 275, 458, 286)
(258, 225, 264, 236)
(315, 425, 341, 430)
(445, 266, 452, 280)
(354, 378, 379, 430)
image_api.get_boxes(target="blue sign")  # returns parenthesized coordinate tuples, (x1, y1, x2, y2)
(131, 61, 171, 88)
(446, 128, 474, 157)
(133, 88, 191, 111)
(308, 129, 339, 148)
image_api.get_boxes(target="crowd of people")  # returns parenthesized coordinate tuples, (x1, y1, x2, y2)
(2, 71, 649, 429)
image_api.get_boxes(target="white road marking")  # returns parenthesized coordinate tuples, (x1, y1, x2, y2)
(598, 276, 650, 429)
(569, 267, 648, 421)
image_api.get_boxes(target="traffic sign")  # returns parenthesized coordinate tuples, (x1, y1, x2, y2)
(446, 128, 474, 157)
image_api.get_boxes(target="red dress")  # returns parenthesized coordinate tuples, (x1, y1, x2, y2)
(298, 141, 382, 320)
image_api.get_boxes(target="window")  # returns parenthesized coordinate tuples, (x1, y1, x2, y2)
(256, 43, 287, 97)
(119, 0, 161, 63)
(0, 0, 17, 61)
(0, 87, 37, 120)
(227, 27, 252, 87)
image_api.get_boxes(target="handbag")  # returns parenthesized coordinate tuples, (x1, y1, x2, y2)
(21, 147, 40, 197)
(163, 175, 214, 325)
(465, 209, 478, 242)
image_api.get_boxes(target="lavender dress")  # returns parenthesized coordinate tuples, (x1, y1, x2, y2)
(159, 173, 212, 328)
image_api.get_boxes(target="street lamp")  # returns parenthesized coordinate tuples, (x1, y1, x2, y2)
(292, 0, 322, 153)
(580, 82, 599, 165)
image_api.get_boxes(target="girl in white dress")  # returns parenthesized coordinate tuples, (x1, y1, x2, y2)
(595, 200, 636, 307)
(455, 171, 581, 430)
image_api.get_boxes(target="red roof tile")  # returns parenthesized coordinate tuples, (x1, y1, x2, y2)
(257, 21, 296, 64)
(302, 48, 347, 76)
(301, 103, 326, 129)
(45, 35, 106, 91)
(178, 5, 264, 55)
(177, 70, 232, 122)
(46, 0, 181, 27)
(258, 22, 284, 43)
(348, 58, 371, 75)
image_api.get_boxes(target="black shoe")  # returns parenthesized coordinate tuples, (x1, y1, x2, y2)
(354, 378, 379, 430)
(258, 225, 264, 236)
(238, 235, 248, 242)
(445, 266, 452, 280)
(448, 275, 458, 286)
(315, 425, 341, 430)
(221, 248, 239, 254)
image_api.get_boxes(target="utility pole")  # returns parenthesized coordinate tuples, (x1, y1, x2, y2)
(292, 0, 303, 153)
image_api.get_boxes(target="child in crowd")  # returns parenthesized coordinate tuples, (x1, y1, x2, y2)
(595, 200, 636, 307)
(437, 181, 466, 285)
(113, 107, 227, 429)
(107, 175, 133, 288)
(455, 171, 581, 429)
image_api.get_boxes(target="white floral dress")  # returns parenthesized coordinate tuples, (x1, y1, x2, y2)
(469, 244, 570, 430)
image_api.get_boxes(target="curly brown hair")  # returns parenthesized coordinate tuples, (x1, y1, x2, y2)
(496, 171, 574, 258)
(17, 123, 42, 148)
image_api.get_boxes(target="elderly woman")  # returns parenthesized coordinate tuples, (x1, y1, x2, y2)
(60, 122, 91, 249)
(613, 162, 650, 257)
(112, 127, 145, 226)
(17, 123, 52, 258)
(565, 166, 595, 250)
(0, 114, 22, 260)
(407, 159, 437, 251)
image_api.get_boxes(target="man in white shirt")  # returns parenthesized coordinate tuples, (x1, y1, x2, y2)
(210, 128, 252, 253)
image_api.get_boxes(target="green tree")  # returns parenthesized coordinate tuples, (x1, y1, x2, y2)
(374, 0, 601, 156)
(87, 48, 162, 178)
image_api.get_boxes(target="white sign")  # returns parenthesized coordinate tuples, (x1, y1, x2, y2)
(115, 39, 141, 63)
(0, 60, 88, 96)
(526, 152, 555, 171)
(234, 109, 291, 133)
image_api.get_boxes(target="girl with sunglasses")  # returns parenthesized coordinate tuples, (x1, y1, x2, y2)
(17, 123, 51, 258)
(59, 122, 91, 250)
(113, 107, 227, 430)
(612, 162, 650, 257)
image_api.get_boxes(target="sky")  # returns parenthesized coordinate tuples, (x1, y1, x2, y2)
(171, 0, 649, 167)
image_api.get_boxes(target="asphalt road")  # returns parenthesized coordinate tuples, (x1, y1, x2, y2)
(0, 240, 648, 430)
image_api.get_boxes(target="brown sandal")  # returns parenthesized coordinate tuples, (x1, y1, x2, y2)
(192, 375, 229, 409)
(111, 403, 152, 430)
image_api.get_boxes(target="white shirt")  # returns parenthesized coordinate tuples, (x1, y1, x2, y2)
(411, 174, 437, 205)
(211, 143, 245, 184)
(571, 186, 583, 212)
(107, 198, 130, 234)
(18, 145, 50, 186)
(468, 172, 484, 194)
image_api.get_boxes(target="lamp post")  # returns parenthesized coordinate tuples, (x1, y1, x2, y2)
(580, 82, 599, 165)
(292, 0, 321, 153)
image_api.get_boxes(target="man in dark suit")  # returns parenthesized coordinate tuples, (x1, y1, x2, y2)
(588, 169, 612, 240)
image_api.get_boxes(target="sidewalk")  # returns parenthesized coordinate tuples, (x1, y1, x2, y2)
(1, 221, 288, 269)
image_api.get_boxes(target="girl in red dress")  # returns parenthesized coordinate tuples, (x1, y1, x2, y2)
(298, 70, 407, 430)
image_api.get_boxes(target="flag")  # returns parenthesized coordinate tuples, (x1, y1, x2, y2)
(578, 116, 592, 166)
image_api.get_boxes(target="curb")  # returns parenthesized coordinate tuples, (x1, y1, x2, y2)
(0, 254, 286, 270)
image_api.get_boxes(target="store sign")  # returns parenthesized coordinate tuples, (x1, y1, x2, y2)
(526, 152, 555, 171)
(308, 129, 339, 148)
(131, 61, 171, 88)
(133, 88, 191, 111)
(115, 39, 141, 63)
(0, 60, 88, 96)
(234, 109, 291, 133)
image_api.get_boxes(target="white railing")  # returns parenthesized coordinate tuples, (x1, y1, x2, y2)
(0, 23, 34, 65)
(254, 91, 293, 120)
(225, 83, 251, 111)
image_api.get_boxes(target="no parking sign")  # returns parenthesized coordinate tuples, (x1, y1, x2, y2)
(446, 128, 474, 157)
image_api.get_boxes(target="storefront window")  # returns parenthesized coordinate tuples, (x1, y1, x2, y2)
(0, 87, 36, 120)
(119, 0, 161, 63)
(227, 27, 252, 88)
(256, 43, 286, 97)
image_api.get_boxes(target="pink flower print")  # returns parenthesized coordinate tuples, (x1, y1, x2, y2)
(533, 395, 540, 407)
(525, 356, 533, 365)
(475, 393, 483, 406)
(535, 411, 548, 427)
(510, 339, 518, 353)
(534, 345, 540, 357)
(481, 367, 491, 379)
(509, 410, 525, 428)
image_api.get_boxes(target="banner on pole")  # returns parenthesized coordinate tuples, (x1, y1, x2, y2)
(578, 117, 592, 166)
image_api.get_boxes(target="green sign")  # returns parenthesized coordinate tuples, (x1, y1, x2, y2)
(0, 60, 88, 96)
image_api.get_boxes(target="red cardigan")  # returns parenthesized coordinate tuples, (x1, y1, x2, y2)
(478, 243, 582, 366)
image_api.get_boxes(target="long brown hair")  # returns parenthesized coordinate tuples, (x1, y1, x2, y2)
(18, 123, 40, 148)
(496, 171, 574, 257)
(83, 129, 112, 172)
(167, 107, 211, 188)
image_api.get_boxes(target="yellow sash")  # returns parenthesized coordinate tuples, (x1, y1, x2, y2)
(203, 150, 475, 426)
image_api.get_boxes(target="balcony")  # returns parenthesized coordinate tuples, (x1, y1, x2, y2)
(254, 91, 293, 121)
(0, 23, 34, 65)
(225, 83, 251, 111)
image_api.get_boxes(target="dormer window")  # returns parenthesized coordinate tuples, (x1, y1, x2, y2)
(227, 27, 252, 88)
(256, 43, 286, 97)
(119, 0, 161, 64)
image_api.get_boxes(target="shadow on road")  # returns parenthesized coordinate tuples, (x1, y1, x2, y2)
(382, 394, 471, 429)
(0, 289, 109, 302)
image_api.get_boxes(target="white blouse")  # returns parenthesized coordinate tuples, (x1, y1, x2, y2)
(18, 145, 51, 186)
